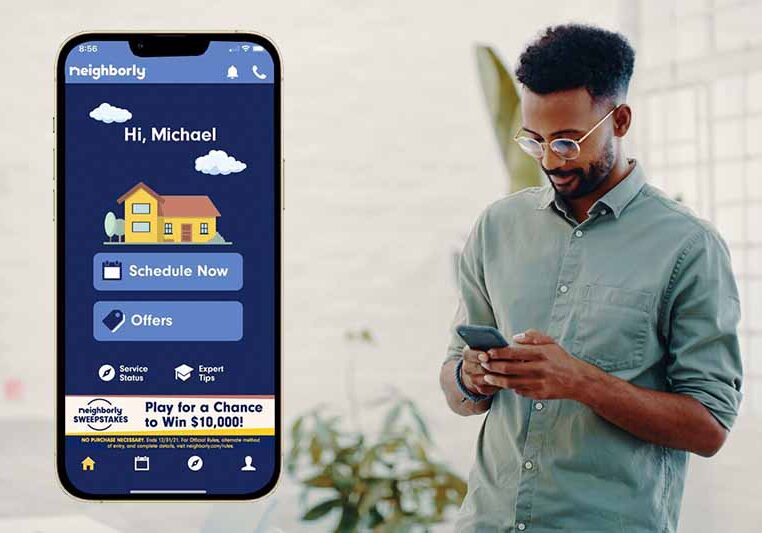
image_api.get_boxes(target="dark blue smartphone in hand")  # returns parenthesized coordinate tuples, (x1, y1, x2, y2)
(456, 324, 510, 351)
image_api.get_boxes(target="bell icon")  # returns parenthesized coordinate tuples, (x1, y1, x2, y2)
(226, 65, 239, 79)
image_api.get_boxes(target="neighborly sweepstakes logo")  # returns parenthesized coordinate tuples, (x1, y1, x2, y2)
(73, 397, 129, 431)
(68, 63, 146, 81)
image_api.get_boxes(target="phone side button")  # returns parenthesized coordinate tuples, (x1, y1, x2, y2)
(281, 158, 285, 211)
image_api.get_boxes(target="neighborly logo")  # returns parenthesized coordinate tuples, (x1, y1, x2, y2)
(73, 397, 127, 432)
(68, 64, 147, 81)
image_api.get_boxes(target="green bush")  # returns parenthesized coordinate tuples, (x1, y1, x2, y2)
(286, 395, 467, 532)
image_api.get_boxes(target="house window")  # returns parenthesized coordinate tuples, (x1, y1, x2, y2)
(132, 221, 151, 233)
(200, 222, 209, 235)
(132, 203, 151, 214)
(164, 222, 173, 235)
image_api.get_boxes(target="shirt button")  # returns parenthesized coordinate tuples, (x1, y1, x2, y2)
(524, 460, 534, 470)
(559, 285, 569, 294)
(575, 230, 583, 237)
(517, 523, 527, 531)
(601, 209, 607, 215)
(534, 402, 544, 411)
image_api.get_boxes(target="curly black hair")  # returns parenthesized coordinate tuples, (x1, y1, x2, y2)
(515, 24, 635, 102)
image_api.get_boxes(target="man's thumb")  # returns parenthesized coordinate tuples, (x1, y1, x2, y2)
(513, 329, 554, 344)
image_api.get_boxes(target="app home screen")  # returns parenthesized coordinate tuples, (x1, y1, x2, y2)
(60, 39, 278, 497)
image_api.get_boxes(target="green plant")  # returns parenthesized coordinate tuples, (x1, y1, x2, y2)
(475, 44, 543, 192)
(286, 394, 467, 532)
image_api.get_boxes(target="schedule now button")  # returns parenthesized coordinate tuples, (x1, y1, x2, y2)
(94, 252, 243, 291)
(94, 301, 242, 342)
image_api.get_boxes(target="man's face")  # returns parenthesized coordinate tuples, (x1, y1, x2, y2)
(519, 87, 617, 199)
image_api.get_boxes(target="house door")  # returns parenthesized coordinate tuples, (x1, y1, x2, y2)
(181, 224, 192, 242)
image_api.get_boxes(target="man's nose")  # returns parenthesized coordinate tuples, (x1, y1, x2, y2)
(542, 147, 566, 171)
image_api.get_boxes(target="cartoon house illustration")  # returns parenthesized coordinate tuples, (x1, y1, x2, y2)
(81, 456, 95, 471)
(116, 182, 221, 243)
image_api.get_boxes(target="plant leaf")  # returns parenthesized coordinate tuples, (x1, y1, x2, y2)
(309, 435, 321, 464)
(475, 44, 542, 193)
(302, 497, 342, 521)
(290, 415, 304, 442)
(405, 468, 435, 481)
(408, 404, 431, 442)
(366, 505, 385, 528)
(332, 475, 356, 494)
(336, 503, 360, 532)
(285, 448, 299, 476)
(358, 479, 393, 516)
(303, 471, 334, 488)
(381, 402, 403, 436)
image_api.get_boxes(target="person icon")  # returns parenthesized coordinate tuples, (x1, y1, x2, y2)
(241, 455, 256, 471)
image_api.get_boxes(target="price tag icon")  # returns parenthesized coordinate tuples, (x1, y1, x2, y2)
(102, 309, 125, 333)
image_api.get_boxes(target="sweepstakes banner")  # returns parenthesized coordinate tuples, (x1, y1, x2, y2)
(66, 395, 275, 436)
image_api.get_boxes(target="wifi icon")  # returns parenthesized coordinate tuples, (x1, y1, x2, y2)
(241, 45, 250, 52)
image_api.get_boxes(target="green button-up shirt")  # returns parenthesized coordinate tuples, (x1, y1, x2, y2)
(445, 159, 743, 532)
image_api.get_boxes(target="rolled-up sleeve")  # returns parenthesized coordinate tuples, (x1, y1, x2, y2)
(444, 209, 497, 365)
(661, 228, 744, 430)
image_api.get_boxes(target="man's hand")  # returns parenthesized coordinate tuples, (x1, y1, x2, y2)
(462, 348, 502, 397)
(480, 329, 590, 400)
(476, 330, 729, 457)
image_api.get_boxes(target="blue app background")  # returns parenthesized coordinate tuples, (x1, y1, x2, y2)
(62, 46, 277, 496)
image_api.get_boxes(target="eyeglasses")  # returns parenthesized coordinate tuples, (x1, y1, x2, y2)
(513, 105, 619, 161)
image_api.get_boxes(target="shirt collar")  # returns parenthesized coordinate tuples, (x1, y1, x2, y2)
(536, 158, 645, 219)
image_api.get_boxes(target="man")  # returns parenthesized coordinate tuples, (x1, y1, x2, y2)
(440, 23, 743, 532)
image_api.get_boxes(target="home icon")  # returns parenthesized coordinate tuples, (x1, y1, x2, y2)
(116, 182, 221, 244)
(81, 456, 95, 471)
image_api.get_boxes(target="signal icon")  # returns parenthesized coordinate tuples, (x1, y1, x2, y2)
(241, 45, 250, 52)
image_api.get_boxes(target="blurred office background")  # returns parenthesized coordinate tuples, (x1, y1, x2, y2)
(0, 0, 760, 531)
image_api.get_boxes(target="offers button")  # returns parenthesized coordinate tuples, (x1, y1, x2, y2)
(93, 301, 242, 342)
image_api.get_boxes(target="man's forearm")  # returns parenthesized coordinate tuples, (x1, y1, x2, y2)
(572, 363, 727, 457)
(440, 359, 492, 416)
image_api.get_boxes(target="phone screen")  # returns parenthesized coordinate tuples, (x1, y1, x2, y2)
(56, 35, 281, 500)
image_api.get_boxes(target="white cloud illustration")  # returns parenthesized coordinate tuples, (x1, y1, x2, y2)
(195, 150, 247, 175)
(89, 102, 132, 123)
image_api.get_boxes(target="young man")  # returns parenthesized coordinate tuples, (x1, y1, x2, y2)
(440, 23, 743, 532)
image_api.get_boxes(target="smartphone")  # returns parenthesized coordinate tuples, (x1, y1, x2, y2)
(55, 33, 282, 501)
(456, 324, 510, 351)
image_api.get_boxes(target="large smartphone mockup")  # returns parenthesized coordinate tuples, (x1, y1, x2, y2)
(55, 33, 281, 500)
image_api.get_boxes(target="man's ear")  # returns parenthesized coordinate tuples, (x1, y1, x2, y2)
(613, 104, 632, 138)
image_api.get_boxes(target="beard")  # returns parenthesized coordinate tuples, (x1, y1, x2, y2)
(543, 139, 615, 199)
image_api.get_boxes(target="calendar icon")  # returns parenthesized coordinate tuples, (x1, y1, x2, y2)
(134, 456, 150, 471)
(102, 261, 122, 281)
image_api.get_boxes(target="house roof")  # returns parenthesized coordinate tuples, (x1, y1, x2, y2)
(116, 182, 220, 217)
(159, 196, 221, 217)
(117, 182, 161, 204)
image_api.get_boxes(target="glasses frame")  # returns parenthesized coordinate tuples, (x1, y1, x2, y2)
(513, 105, 620, 161)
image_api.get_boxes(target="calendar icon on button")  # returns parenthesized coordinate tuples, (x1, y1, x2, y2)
(102, 261, 122, 281)
(134, 456, 150, 471)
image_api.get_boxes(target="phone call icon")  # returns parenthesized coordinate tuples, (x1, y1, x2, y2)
(252, 65, 267, 80)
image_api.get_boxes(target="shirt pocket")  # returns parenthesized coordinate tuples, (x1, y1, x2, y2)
(572, 284, 656, 372)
